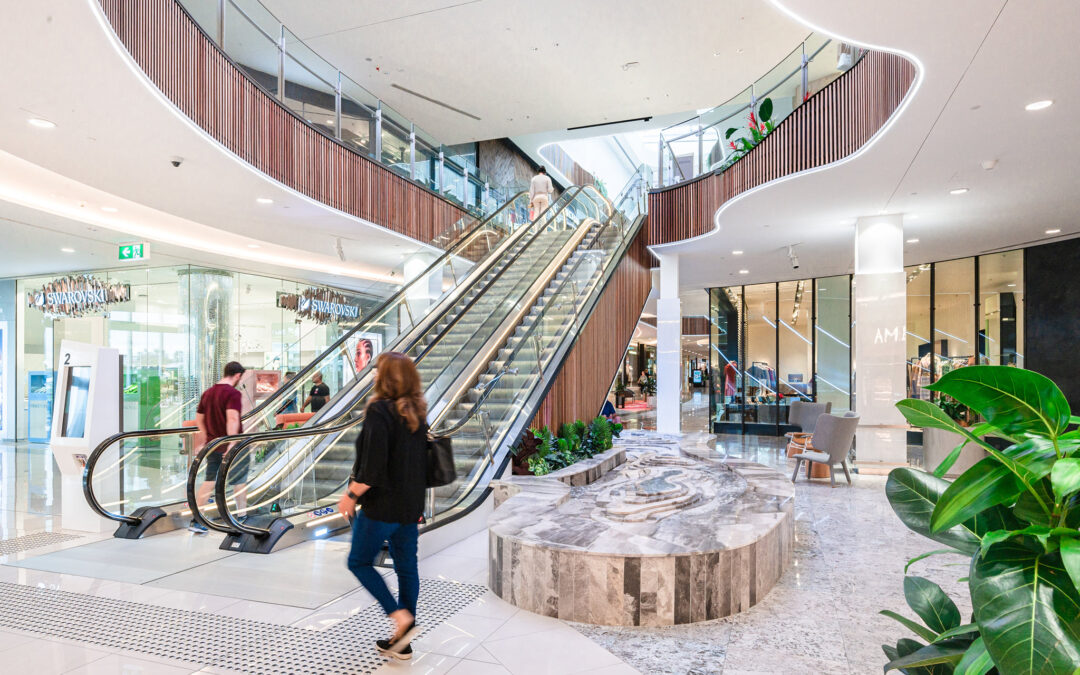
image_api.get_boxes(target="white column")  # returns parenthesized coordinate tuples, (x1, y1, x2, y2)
(656, 253, 682, 434)
(853, 215, 908, 472)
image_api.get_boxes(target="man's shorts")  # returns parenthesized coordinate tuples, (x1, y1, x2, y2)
(203, 450, 250, 486)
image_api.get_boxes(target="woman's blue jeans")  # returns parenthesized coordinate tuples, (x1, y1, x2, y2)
(346, 511, 419, 617)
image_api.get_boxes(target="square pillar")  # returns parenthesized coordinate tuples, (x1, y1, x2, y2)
(656, 253, 681, 434)
(853, 215, 908, 472)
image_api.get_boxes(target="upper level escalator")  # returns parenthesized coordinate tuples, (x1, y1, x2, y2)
(202, 171, 646, 553)
(82, 191, 534, 536)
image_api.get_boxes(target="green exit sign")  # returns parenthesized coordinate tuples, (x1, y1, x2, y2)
(118, 243, 149, 261)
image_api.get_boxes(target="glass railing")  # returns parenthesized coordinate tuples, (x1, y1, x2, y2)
(426, 170, 646, 525)
(173, 0, 521, 215)
(83, 192, 532, 526)
(656, 36, 864, 187)
(207, 187, 611, 535)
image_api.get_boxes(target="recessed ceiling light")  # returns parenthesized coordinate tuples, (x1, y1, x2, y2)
(28, 118, 56, 129)
(949, 188, 969, 195)
(60, 247, 75, 253)
(1007, 283, 1017, 287)
(1025, 99, 1053, 111)
(738, 269, 749, 274)
(326, 119, 334, 125)
(732, 250, 744, 255)
(101, 206, 118, 212)
(906, 238, 919, 243)
(1046, 229, 1061, 235)
(247, 244, 261, 249)
(256, 197, 273, 204)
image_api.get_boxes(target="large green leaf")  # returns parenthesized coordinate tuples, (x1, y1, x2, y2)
(954, 637, 994, 675)
(881, 609, 938, 643)
(970, 541, 1080, 673)
(887, 468, 1020, 553)
(1061, 537, 1080, 593)
(897, 399, 975, 435)
(1053, 459, 1080, 502)
(905, 576, 962, 633)
(931, 457, 1024, 533)
(927, 366, 1071, 439)
(758, 97, 774, 123)
(884, 639, 971, 672)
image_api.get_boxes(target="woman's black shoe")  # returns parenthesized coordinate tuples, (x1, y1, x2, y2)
(376, 639, 413, 660)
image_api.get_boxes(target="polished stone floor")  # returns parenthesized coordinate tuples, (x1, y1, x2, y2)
(0, 403, 953, 674)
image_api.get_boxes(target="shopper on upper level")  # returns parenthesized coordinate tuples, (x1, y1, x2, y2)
(529, 166, 553, 221)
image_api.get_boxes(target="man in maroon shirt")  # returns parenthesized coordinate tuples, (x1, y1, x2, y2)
(189, 361, 248, 533)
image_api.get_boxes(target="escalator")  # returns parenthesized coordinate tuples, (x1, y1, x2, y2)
(82, 191, 538, 537)
(201, 171, 647, 553)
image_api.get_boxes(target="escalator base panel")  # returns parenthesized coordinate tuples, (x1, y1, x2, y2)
(219, 516, 294, 554)
(112, 507, 167, 540)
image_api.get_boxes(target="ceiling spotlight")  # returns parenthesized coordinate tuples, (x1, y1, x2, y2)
(981, 159, 998, 171)
(787, 245, 800, 270)
(738, 269, 749, 274)
(256, 197, 273, 204)
(28, 118, 56, 129)
(732, 250, 744, 255)
(1046, 229, 1062, 235)
(1007, 283, 1017, 287)
(949, 188, 969, 195)
(101, 206, 118, 213)
(60, 247, 75, 253)
(906, 238, 919, 243)
(1025, 99, 1053, 111)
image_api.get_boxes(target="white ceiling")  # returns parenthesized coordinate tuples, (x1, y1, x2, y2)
(658, 0, 1080, 292)
(257, 0, 811, 143)
(0, 0, 435, 290)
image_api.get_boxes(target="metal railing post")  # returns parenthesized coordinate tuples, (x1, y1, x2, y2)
(438, 151, 445, 195)
(374, 103, 383, 161)
(483, 182, 490, 213)
(409, 124, 417, 180)
(463, 165, 470, 209)
(657, 135, 664, 186)
(334, 71, 342, 140)
(217, 0, 225, 46)
(697, 125, 704, 177)
(801, 42, 810, 100)
(277, 24, 285, 101)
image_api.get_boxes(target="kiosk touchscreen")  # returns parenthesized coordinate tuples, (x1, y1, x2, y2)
(50, 341, 120, 532)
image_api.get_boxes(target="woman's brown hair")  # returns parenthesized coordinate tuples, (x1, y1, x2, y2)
(369, 351, 427, 432)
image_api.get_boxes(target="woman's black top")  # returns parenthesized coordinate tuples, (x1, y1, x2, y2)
(350, 398, 428, 524)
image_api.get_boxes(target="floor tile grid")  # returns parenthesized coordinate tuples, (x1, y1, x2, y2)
(0, 577, 488, 675)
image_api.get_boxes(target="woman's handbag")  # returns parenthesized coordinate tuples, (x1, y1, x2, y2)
(426, 434, 456, 487)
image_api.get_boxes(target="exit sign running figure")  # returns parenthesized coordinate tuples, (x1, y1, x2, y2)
(118, 243, 149, 261)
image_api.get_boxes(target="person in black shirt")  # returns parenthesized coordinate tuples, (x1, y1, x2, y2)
(339, 352, 427, 660)
(302, 371, 331, 412)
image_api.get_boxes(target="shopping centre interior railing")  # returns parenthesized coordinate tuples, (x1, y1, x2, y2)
(656, 35, 864, 187)
(174, 0, 523, 215)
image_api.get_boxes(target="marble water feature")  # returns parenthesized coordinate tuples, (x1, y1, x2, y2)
(488, 431, 794, 625)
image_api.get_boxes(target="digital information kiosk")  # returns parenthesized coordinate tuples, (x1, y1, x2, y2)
(50, 340, 120, 532)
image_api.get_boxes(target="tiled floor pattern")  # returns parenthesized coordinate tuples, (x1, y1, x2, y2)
(0, 530, 83, 554)
(0, 578, 486, 675)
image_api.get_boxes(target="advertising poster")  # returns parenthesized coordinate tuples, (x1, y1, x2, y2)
(344, 332, 383, 383)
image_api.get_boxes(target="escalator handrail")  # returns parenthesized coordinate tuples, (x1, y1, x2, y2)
(409, 185, 606, 395)
(430, 210, 647, 520)
(82, 191, 527, 526)
(205, 187, 600, 534)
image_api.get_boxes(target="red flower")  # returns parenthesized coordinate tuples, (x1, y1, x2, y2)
(729, 141, 737, 150)
(760, 123, 766, 132)
(748, 112, 758, 128)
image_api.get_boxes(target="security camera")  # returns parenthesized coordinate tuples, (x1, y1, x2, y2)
(788, 245, 800, 270)
(170, 156, 184, 168)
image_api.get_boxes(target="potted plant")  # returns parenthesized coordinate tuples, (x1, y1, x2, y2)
(922, 393, 987, 479)
(614, 381, 630, 408)
(642, 374, 657, 405)
(881, 366, 1080, 673)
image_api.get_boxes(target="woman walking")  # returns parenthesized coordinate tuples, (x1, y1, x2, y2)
(338, 352, 428, 660)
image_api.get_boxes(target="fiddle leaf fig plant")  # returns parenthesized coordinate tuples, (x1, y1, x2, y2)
(883, 365, 1080, 674)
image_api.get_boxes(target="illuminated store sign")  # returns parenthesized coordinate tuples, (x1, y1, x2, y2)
(26, 276, 131, 318)
(277, 287, 361, 324)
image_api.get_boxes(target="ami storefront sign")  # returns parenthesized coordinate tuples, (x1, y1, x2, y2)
(26, 275, 131, 318)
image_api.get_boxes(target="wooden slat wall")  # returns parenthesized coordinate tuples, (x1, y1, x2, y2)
(682, 316, 710, 336)
(531, 223, 653, 429)
(97, 0, 467, 242)
(646, 51, 916, 246)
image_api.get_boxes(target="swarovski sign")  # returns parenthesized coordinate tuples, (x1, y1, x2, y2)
(277, 287, 361, 324)
(26, 275, 131, 318)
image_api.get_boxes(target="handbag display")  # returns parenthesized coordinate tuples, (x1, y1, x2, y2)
(426, 433, 456, 487)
